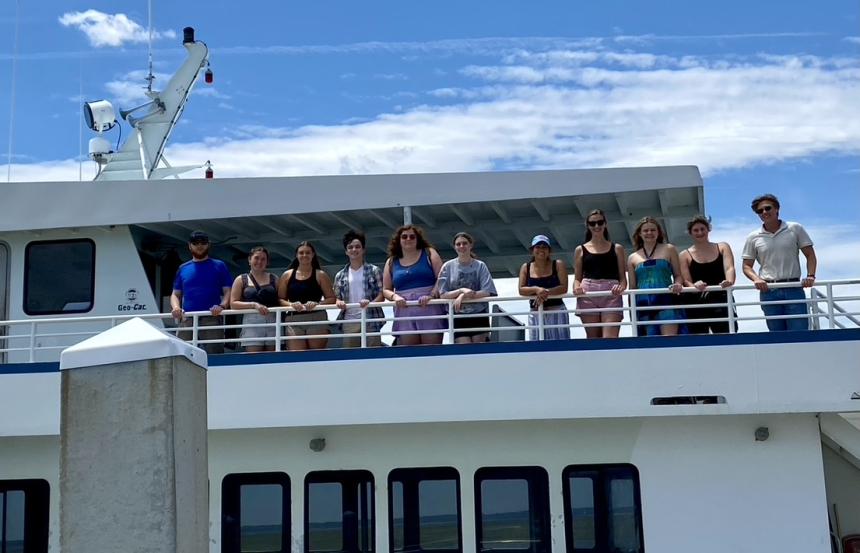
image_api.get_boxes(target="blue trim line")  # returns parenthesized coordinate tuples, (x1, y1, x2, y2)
(2, 329, 859, 374)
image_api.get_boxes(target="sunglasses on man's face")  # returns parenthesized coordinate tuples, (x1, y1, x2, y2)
(401, 234, 417, 240)
(587, 219, 606, 227)
(755, 205, 774, 214)
(190, 240, 209, 245)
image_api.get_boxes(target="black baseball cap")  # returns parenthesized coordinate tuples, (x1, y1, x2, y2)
(189, 230, 209, 243)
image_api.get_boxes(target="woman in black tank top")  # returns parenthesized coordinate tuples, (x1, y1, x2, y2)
(277, 241, 336, 351)
(679, 216, 737, 334)
(573, 209, 628, 338)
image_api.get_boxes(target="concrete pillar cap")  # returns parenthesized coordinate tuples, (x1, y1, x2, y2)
(60, 317, 207, 370)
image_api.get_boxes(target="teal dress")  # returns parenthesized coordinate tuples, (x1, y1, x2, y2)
(634, 259, 684, 336)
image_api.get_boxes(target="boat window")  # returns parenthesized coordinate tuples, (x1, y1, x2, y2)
(305, 470, 374, 553)
(474, 467, 550, 553)
(0, 479, 50, 553)
(388, 467, 462, 553)
(24, 239, 95, 315)
(562, 465, 643, 553)
(222, 472, 291, 553)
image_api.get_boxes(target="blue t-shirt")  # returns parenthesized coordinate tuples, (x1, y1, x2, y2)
(172, 258, 232, 312)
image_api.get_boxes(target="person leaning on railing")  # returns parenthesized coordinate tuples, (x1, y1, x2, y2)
(229, 246, 280, 353)
(169, 230, 233, 354)
(679, 215, 737, 334)
(741, 193, 817, 332)
(383, 224, 446, 346)
(572, 209, 627, 339)
(519, 234, 570, 341)
(435, 232, 498, 344)
(627, 217, 685, 337)
(334, 230, 385, 348)
(277, 241, 336, 351)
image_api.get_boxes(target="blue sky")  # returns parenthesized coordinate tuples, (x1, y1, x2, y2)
(1, 0, 858, 280)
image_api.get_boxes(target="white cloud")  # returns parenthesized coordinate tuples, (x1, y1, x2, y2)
(104, 70, 170, 106)
(59, 10, 176, 48)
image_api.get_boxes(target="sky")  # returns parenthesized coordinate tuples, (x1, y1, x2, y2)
(1, 0, 858, 301)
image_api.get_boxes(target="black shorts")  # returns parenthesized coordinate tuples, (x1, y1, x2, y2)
(453, 314, 490, 338)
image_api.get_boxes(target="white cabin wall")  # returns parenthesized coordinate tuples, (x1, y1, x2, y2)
(822, 444, 860, 536)
(635, 414, 831, 553)
(206, 414, 830, 553)
(1, 226, 159, 362)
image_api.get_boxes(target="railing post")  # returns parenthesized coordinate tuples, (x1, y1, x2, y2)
(825, 283, 837, 330)
(727, 290, 737, 334)
(274, 310, 282, 352)
(628, 290, 638, 338)
(191, 313, 199, 347)
(447, 300, 455, 344)
(537, 303, 545, 341)
(29, 321, 36, 363)
(360, 306, 367, 349)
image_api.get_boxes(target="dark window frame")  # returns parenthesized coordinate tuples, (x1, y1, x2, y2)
(474, 466, 551, 553)
(0, 479, 50, 553)
(388, 467, 463, 553)
(561, 464, 644, 553)
(23, 238, 96, 316)
(305, 470, 375, 553)
(221, 472, 291, 553)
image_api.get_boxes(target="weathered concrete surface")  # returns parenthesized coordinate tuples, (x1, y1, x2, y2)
(60, 356, 208, 553)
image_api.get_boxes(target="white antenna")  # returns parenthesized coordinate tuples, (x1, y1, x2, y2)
(146, 0, 155, 92)
(79, 58, 83, 181)
(6, 0, 21, 182)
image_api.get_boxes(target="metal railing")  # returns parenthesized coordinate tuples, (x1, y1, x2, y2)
(0, 279, 858, 362)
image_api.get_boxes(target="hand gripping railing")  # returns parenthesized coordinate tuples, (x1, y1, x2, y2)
(0, 279, 858, 361)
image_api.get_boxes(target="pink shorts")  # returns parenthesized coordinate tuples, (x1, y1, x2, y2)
(576, 278, 623, 317)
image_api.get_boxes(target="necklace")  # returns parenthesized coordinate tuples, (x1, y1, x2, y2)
(643, 244, 658, 260)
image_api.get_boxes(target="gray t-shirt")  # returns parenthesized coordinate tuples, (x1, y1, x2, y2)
(742, 221, 813, 280)
(436, 258, 497, 314)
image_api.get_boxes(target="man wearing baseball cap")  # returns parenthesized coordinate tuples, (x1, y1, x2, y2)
(169, 230, 233, 353)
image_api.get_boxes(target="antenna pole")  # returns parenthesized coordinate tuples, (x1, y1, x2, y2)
(6, 0, 21, 182)
(146, 0, 154, 92)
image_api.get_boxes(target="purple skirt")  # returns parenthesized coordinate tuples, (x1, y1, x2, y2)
(392, 286, 447, 333)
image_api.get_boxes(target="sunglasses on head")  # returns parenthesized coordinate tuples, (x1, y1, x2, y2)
(587, 219, 606, 227)
(401, 233, 417, 240)
(755, 205, 774, 214)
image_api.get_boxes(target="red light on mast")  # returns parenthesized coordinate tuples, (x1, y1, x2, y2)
(204, 68, 214, 84)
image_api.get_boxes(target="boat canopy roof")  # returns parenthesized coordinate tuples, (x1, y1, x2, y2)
(5, 165, 703, 276)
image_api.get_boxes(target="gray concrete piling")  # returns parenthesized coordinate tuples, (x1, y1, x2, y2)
(59, 318, 209, 553)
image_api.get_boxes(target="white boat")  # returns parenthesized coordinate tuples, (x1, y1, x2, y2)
(1, 28, 859, 553)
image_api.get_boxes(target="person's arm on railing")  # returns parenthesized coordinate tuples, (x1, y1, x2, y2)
(801, 245, 817, 288)
(613, 244, 628, 296)
(742, 259, 768, 291)
(277, 270, 304, 312)
(548, 259, 569, 298)
(719, 242, 736, 288)
(382, 258, 407, 308)
(230, 275, 269, 315)
(572, 246, 585, 295)
(170, 289, 184, 320)
(666, 245, 683, 295)
(305, 270, 336, 312)
(679, 249, 704, 291)
(519, 262, 547, 305)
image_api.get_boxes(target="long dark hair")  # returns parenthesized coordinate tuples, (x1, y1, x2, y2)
(632, 217, 665, 250)
(583, 209, 611, 242)
(387, 224, 433, 259)
(288, 241, 322, 271)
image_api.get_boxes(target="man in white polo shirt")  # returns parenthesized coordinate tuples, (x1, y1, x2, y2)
(742, 194, 817, 331)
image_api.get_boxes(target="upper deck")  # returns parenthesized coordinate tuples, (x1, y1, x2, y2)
(3, 165, 702, 276)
